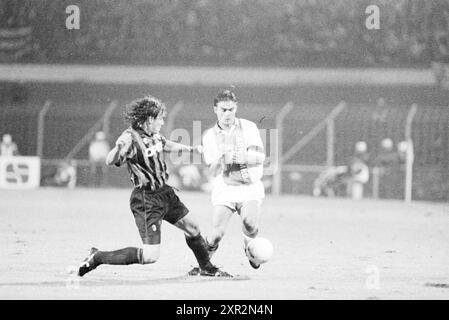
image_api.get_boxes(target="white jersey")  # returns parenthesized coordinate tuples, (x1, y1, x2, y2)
(202, 118, 264, 184)
(202, 118, 265, 207)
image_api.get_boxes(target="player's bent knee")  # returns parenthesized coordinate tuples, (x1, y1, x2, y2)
(211, 227, 226, 241)
(184, 223, 200, 238)
(141, 245, 160, 264)
(175, 215, 201, 238)
(242, 218, 258, 237)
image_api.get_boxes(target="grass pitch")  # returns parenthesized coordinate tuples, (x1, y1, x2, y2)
(0, 188, 448, 299)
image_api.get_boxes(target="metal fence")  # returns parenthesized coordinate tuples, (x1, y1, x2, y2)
(1, 99, 448, 201)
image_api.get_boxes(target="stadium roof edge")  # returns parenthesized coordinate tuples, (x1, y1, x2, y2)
(0, 64, 436, 87)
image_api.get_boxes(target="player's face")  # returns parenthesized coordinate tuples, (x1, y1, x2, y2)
(214, 100, 237, 127)
(144, 113, 165, 134)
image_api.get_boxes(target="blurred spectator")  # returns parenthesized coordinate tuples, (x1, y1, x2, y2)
(375, 138, 400, 167)
(288, 171, 302, 194)
(397, 140, 409, 163)
(199, 165, 213, 193)
(54, 161, 77, 189)
(313, 165, 350, 198)
(373, 138, 402, 199)
(178, 164, 202, 191)
(13, 0, 446, 68)
(41, 160, 77, 188)
(353, 140, 370, 163)
(313, 141, 369, 198)
(346, 141, 370, 200)
(0, 134, 19, 156)
(431, 33, 449, 88)
(88, 131, 110, 187)
(372, 98, 389, 122)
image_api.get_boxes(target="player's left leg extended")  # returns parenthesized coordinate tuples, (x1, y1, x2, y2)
(78, 187, 165, 277)
(240, 200, 262, 269)
(77, 245, 154, 277)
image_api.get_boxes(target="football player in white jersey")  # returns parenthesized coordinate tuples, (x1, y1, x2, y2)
(202, 90, 267, 269)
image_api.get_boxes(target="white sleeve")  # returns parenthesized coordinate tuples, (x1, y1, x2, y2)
(246, 121, 264, 150)
(202, 129, 219, 166)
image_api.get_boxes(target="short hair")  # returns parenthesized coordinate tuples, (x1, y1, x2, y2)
(124, 95, 166, 129)
(213, 90, 237, 107)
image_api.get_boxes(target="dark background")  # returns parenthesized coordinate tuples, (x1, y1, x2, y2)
(1, 0, 448, 201)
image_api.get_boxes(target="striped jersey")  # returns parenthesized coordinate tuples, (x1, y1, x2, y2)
(115, 127, 168, 190)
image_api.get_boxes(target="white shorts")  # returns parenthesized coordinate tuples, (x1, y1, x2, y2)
(211, 175, 265, 210)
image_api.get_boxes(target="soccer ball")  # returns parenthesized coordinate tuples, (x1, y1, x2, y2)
(246, 237, 273, 265)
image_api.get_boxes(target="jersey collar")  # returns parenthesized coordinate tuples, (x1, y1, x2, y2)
(133, 126, 157, 138)
(214, 118, 239, 135)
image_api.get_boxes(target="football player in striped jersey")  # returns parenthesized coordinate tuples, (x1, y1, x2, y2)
(77, 95, 230, 278)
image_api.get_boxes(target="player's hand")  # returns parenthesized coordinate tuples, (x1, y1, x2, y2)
(223, 150, 234, 164)
(116, 132, 132, 150)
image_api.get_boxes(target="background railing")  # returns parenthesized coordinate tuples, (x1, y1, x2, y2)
(1, 96, 448, 201)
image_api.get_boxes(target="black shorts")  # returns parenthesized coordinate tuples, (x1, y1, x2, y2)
(130, 184, 189, 245)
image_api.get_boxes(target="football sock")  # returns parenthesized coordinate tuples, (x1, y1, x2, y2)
(93, 247, 141, 265)
(185, 234, 215, 270)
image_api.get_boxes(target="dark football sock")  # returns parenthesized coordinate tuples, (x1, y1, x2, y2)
(93, 247, 141, 265)
(185, 234, 214, 270)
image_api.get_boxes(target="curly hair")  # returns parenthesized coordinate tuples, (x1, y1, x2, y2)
(124, 95, 167, 129)
(213, 89, 237, 107)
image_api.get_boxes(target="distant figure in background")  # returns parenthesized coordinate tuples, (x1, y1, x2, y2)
(431, 33, 449, 88)
(314, 142, 370, 199)
(397, 141, 408, 164)
(88, 131, 110, 187)
(54, 161, 77, 189)
(313, 165, 350, 197)
(346, 141, 370, 200)
(42, 160, 77, 188)
(373, 138, 401, 199)
(199, 166, 213, 193)
(0, 134, 19, 156)
(376, 138, 400, 167)
(353, 140, 370, 163)
(289, 171, 302, 194)
(178, 164, 202, 190)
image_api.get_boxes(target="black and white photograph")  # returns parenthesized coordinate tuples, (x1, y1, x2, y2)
(0, 0, 448, 303)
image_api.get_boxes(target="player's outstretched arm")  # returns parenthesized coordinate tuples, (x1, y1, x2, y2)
(163, 140, 203, 154)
